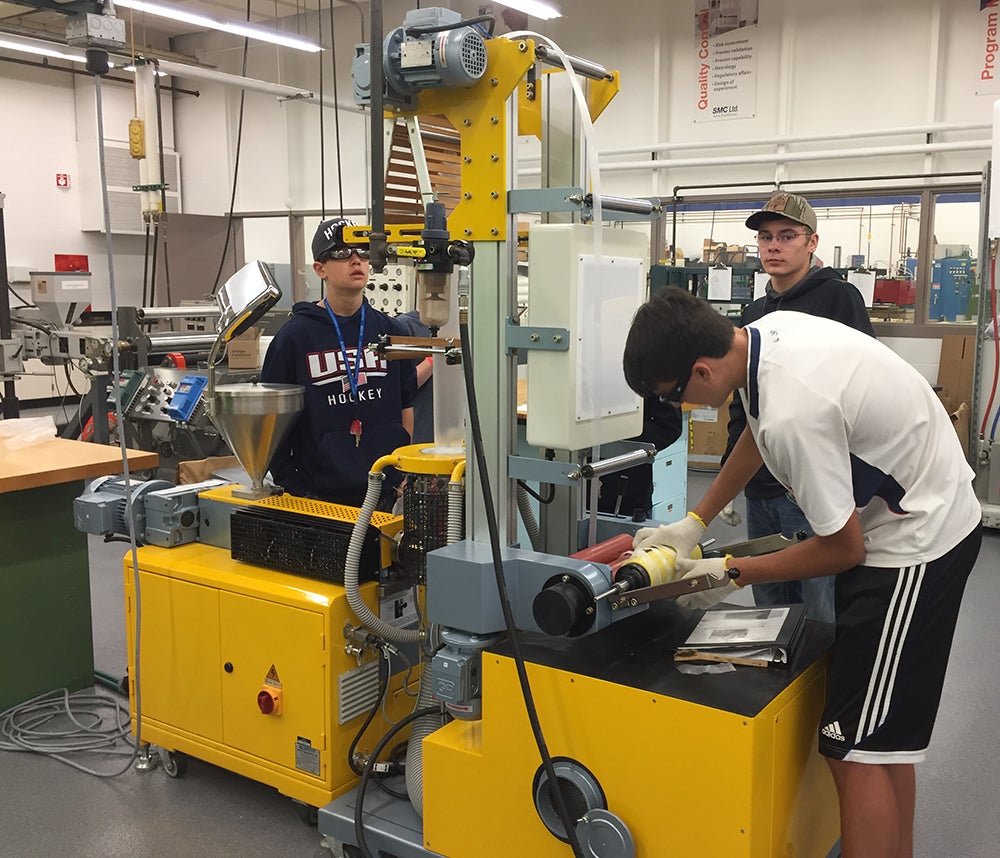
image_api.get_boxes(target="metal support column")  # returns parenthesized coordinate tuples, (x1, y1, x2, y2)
(0, 191, 19, 419)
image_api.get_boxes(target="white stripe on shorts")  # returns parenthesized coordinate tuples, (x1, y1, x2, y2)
(854, 563, 927, 744)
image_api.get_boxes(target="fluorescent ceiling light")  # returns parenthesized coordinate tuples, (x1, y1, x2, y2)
(0, 35, 85, 63)
(497, 0, 562, 20)
(114, 0, 322, 52)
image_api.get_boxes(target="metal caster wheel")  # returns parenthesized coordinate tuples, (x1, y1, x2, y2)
(161, 750, 188, 779)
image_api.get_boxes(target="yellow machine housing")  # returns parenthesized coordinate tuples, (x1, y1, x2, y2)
(125, 536, 415, 811)
(421, 620, 839, 858)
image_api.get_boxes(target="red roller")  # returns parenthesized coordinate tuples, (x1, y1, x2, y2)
(570, 532, 635, 565)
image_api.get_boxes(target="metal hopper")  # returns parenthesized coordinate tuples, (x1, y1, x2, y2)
(210, 381, 303, 499)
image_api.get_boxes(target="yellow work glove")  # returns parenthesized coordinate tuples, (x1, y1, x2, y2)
(632, 511, 706, 559)
(673, 555, 738, 611)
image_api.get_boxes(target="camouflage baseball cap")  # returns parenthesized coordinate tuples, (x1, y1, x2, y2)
(745, 193, 817, 232)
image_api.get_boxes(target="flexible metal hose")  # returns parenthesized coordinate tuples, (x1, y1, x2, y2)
(404, 654, 447, 816)
(516, 482, 543, 551)
(445, 459, 466, 545)
(344, 459, 422, 644)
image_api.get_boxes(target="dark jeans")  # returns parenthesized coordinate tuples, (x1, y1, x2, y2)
(746, 493, 835, 624)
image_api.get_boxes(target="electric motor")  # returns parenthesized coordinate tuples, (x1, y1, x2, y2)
(353, 7, 487, 109)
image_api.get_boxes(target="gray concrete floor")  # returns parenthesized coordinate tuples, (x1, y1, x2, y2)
(1, 469, 999, 856)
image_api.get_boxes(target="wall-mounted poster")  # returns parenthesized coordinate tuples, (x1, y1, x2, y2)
(694, 0, 759, 122)
(978, 0, 1000, 94)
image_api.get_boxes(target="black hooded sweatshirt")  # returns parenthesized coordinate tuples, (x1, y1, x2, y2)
(724, 265, 876, 498)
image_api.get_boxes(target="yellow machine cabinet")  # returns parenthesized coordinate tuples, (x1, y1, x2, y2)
(124, 543, 410, 810)
(421, 606, 840, 858)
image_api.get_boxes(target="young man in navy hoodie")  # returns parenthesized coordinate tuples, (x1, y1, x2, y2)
(261, 218, 416, 508)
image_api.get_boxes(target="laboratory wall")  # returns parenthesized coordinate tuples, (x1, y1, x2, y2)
(0, 63, 161, 310)
(1, 0, 996, 374)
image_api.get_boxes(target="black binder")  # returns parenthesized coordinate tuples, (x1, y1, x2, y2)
(675, 603, 807, 667)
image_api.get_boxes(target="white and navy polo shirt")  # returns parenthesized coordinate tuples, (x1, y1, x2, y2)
(741, 312, 980, 567)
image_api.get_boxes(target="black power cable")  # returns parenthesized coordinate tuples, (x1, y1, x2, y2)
(517, 478, 556, 505)
(354, 705, 441, 858)
(458, 318, 586, 858)
(346, 647, 407, 801)
(405, 14, 495, 37)
(6, 282, 32, 307)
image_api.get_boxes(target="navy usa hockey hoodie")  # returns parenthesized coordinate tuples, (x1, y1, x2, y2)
(261, 300, 416, 506)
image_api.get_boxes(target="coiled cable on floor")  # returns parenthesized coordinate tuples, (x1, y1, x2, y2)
(0, 688, 135, 778)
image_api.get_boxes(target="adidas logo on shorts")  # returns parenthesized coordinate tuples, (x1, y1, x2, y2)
(821, 721, 846, 742)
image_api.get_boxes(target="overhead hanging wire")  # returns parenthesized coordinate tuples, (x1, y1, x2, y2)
(318, 2, 326, 219)
(210, 0, 252, 297)
(153, 60, 172, 306)
(328, 0, 344, 216)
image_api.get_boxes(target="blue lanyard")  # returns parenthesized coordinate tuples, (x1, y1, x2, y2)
(324, 298, 366, 400)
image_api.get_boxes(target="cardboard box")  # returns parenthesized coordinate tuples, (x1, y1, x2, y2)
(937, 335, 975, 411)
(176, 455, 241, 484)
(687, 395, 732, 469)
(227, 326, 262, 369)
(702, 238, 726, 264)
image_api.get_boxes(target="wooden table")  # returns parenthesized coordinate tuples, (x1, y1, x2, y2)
(0, 438, 158, 712)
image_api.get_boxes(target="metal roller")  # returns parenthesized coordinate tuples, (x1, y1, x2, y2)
(137, 306, 220, 320)
(534, 45, 613, 81)
(584, 193, 662, 216)
(579, 448, 654, 480)
(146, 333, 219, 352)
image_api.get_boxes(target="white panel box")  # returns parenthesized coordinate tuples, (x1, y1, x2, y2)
(526, 224, 647, 450)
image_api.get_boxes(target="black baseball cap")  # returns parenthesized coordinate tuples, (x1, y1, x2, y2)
(312, 218, 356, 261)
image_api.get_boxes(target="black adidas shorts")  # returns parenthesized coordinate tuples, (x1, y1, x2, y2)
(818, 523, 982, 763)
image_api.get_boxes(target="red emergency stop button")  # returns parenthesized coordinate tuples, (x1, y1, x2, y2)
(257, 688, 281, 715)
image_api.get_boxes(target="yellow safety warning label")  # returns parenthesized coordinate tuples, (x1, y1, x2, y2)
(264, 664, 282, 688)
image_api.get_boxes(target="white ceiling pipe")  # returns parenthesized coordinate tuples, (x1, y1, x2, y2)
(0, 32, 86, 62)
(0, 33, 362, 113)
(592, 140, 990, 173)
(517, 139, 989, 177)
(153, 58, 364, 113)
(599, 122, 992, 158)
(517, 122, 992, 165)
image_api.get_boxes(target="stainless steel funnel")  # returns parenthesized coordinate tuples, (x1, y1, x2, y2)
(211, 382, 304, 499)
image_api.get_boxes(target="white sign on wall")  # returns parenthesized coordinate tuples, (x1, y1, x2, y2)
(977, 0, 1000, 94)
(693, 0, 759, 122)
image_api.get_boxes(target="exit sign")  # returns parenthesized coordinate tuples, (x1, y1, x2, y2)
(55, 173, 70, 188)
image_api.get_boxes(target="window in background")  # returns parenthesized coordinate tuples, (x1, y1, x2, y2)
(662, 182, 984, 334)
(808, 195, 923, 327)
(925, 193, 980, 327)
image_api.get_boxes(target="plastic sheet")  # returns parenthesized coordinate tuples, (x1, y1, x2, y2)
(0, 415, 57, 450)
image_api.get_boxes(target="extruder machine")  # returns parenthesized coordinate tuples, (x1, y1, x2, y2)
(316, 7, 840, 858)
(74, 6, 840, 857)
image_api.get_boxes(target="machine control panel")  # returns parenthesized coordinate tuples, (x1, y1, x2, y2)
(167, 374, 209, 422)
(366, 262, 415, 315)
(125, 367, 209, 424)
